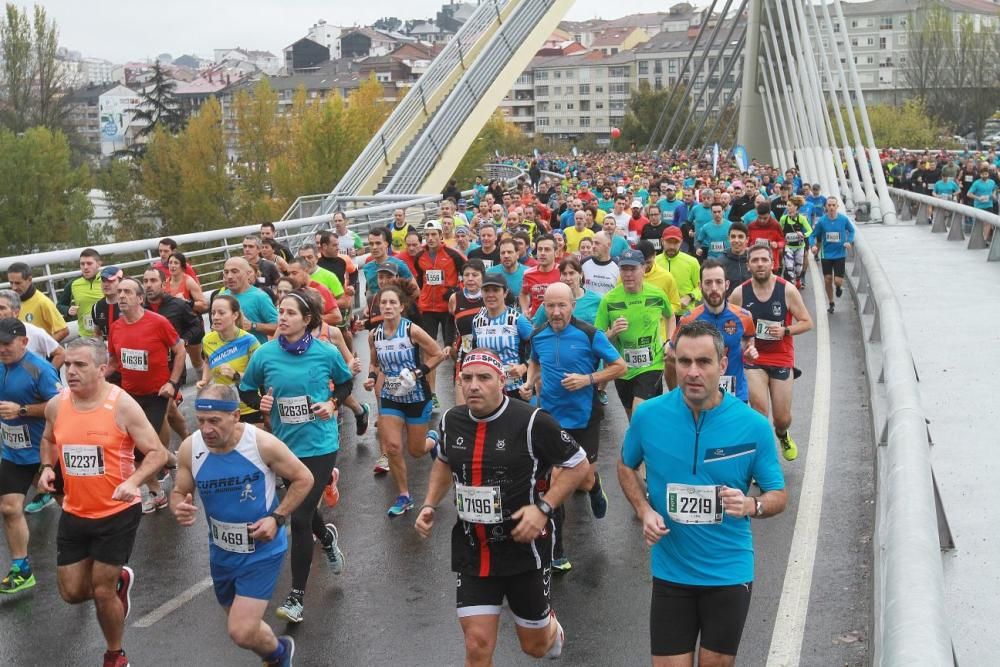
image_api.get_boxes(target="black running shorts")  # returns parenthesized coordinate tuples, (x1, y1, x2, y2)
(820, 258, 846, 278)
(456, 567, 552, 628)
(649, 578, 753, 657)
(0, 459, 39, 496)
(614, 370, 663, 408)
(56, 504, 142, 567)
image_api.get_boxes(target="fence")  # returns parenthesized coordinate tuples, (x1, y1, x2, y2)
(889, 187, 1000, 261)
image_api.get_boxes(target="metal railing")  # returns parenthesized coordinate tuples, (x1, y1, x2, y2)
(317, 0, 515, 208)
(847, 231, 955, 666)
(889, 187, 1000, 261)
(386, 0, 557, 194)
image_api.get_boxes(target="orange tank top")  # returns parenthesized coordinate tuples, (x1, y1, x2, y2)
(53, 385, 138, 519)
(165, 275, 192, 301)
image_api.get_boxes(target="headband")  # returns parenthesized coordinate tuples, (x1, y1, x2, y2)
(461, 351, 504, 376)
(282, 292, 312, 310)
(195, 398, 240, 413)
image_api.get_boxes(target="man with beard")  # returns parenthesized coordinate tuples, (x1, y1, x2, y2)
(655, 227, 701, 317)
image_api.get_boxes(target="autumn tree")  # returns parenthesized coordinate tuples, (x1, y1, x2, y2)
(0, 3, 68, 132)
(620, 81, 692, 151)
(449, 111, 532, 187)
(231, 79, 282, 224)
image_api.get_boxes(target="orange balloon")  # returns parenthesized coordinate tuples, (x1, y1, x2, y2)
(611, 127, 621, 139)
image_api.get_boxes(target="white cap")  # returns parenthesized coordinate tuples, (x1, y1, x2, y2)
(631, 200, 643, 209)
(424, 220, 442, 232)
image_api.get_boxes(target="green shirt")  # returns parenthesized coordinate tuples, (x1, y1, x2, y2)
(310, 266, 344, 297)
(595, 283, 673, 379)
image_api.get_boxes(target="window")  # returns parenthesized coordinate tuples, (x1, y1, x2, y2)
(609, 66, 629, 78)
(866, 56, 874, 64)
(655, 60, 663, 74)
(638, 61, 649, 75)
(566, 103, 574, 110)
(536, 101, 549, 112)
(554, 71, 561, 79)
(595, 85, 604, 93)
(535, 71, 548, 80)
(537, 117, 549, 126)
(579, 100, 590, 111)
(610, 48, 619, 55)
(898, 34, 907, 46)
(554, 103, 562, 110)
(851, 19, 858, 28)
(565, 70, 574, 79)
(609, 82, 629, 95)
(595, 101, 604, 109)
(866, 37, 875, 46)
(654, 77, 662, 90)
(668, 61, 677, 74)
(850, 38, 858, 47)
(535, 86, 549, 97)
(566, 118, 574, 126)
(564, 85, 574, 95)
(554, 118, 561, 126)
(578, 84, 590, 95)
(579, 116, 590, 127)
(880, 16, 893, 30)
(833, 22, 840, 33)
(879, 36, 887, 49)
(609, 100, 626, 111)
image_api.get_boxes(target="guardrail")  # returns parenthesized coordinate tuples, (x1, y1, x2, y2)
(889, 187, 1000, 261)
(846, 231, 956, 666)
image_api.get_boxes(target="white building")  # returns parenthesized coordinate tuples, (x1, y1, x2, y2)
(306, 20, 347, 60)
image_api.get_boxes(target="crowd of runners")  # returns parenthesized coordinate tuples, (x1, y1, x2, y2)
(1, 148, 997, 667)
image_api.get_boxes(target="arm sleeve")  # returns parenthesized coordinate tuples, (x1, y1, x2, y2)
(529, 409, 586, 468)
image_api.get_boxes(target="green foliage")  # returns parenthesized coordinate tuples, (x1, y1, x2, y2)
(0, 3, 68, 133)
(232, 79, 283, 224)
(97, 159, 158, 241)
(131, 62, 185, 144)
(618, 81, 692, 151)
(0, 127, 92, 254)
(450, 111, 532, 186)
(833, 100, 950, 149)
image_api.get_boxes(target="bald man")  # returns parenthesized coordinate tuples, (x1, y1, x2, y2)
(218, 258, 277, 343)
(522, 282, 626, 571)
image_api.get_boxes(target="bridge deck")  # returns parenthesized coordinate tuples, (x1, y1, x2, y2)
(862, 220, 1000, 666)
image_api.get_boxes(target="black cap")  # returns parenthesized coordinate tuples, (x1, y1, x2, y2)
(481, 273, 508, 289)
(0, 317, 27, 342)
(376, 261, 399, 276)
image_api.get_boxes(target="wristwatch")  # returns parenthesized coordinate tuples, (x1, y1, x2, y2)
(754, 499, 764, 518)
(18, 405, 27, 417)
(269, 511, 287, 527)
(783, 326, 791, 338)
(535, 499, 554, 518)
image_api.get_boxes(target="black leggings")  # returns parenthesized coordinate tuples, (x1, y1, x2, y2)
(286, 451, 338, 594)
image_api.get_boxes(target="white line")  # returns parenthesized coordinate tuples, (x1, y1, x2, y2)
(132, 576, 213, 628)
(765, 261, 832, 667)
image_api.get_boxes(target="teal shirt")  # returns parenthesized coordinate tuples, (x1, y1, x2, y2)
(240, 339, 353, 457)
(219, 286, 277, 343)
(532, 289, 602, 326)
(696, 221, 732, 258)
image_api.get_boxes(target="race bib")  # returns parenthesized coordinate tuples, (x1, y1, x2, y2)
(210, 517, 255, 554)
(482, 260, 494, 269)
(460, 335, 474, 354)
(623, 346, 652, 368)
(667, 483, 723, 525)
(425, 270, 444, 286)
(383, 375, 413, 398)
(754, 319, 782, 341)
(1, 423, 30, 449)
(476, 324, 517, 340)
(120, 348, 149, 371)
(276, 396, 314, 424)
(825, 231, 841, 243)
(84, 314, 95, 331)
(455, 484, 503, 524)
(709, 241, 725, 253)
(785, 232, 803, 244)
(62, 444, 105, 477)
(719, 375, 736, 394)
(650, 238, 661, 250)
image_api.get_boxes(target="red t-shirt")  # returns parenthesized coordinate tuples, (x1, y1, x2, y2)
(628, 215, 650, 235)
(108, 311, 179, 395)
(520, 266, 561, 317)
(308, 280, 336, 313)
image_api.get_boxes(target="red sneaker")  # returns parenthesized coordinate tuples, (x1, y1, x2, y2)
(103, 649, 130, 667)
(116, 566, 135, 620)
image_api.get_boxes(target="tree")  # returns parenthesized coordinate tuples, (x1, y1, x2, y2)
(131, 62, 185, 144)
(619, 81, 692, 151)
(232, 79, 283, 224)
(835, 100, 950, 148)
(98, 159, 158, 241)
(0, 3, 68, 132)
(0, 127, 92, 254)
(450, 111, 531, 187)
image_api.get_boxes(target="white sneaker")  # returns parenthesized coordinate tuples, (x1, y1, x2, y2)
(545, 612, 564, 659)
(140, 485, 155, 514)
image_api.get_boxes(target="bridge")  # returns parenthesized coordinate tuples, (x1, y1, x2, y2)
(2, 1, 999, 665)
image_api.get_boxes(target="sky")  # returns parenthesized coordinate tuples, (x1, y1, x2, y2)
(39, 0, 710, 63)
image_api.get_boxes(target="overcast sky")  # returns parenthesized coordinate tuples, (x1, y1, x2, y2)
(39, 0, 711, 63)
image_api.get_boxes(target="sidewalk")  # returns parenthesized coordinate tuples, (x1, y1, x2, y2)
(861, 220, 1000, 665)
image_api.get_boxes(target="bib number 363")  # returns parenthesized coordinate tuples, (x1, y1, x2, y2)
(667, 483, 723, 525)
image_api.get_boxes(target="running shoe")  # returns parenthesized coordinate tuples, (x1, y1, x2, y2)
(321, 523, 345, 575)
(431, 394, 441, 411)
(387, 494, 414, 517)
(151, 490, 169, 511)
(588, 477, 608, 519)
(117, 566, 135, 619)
(140, 486, 155, 514)
(373, 455, 390, 475)
(356, 403, 371, 436)
(551, 557, 572, 574)
(427, 430, 441, 461)
(778, 432, 798, 461)
(827, 302, 835, 314)
(544, 611, 565, 659)
(835, 285, 843, 298)
(0, 564, 35, 594)
(264, 636, 296, 667)
(24, 493, 55, 513)
(102, 649, 130, 667)
(597, 390, 609, 406)
(276, 593, 304, 623)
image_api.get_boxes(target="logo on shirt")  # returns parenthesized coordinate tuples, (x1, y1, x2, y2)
(771, 303, 782, 317)
(495, 439, 505, 451)
(240, 483, 256, 503)
(560, 431, 572, 443)
(453, 436, 465, 450)
(723, 320, 738, 336)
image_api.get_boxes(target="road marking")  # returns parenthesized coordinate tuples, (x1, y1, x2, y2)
(765, 261, 832, 667)
(132, 576, 213, 628)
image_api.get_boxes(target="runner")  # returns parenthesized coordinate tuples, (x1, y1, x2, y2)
(718, 222, 751, 297)
(360, 228, 414, 300)
(37, 337, 168, 667)
(809, 197, 855, 315)
(519, 234, 561, 318)
(217, 258, 278, 344)
(0, 318, 62, 592)
(171, 384, 312, 667)
(779, 196, 813, 289)
(4, 262, 69, 341)
(285, 258, 341, 325)
(595, 250, 675, 420)
(747, 204, 785, 273)
(106, 277, 185, 511)
(655, 226, 701, 318)
(468, 223, 501, 269)
(90, 266, 123, 341)
(582, 232, 621, 296)
(449, 260, 485, 404)
(56, 248, 104, 338)
(239, 290, 353, 623)
(331, 210, 364, 257)
(242, 236, 282, 297)
(197, 295, 262, 424)
(729, 245, 814, 461)
(618, 320, 787, 667)
(0, 290, 64, 370)
(667, 260, 758, 403)
(695, 202, 732, 260)
(486, 238, 527, 301)
(533, 256, 602, 326)
(414, 349, 590, 665)
(363, 285, 446, 516)
(389, 208, 418, 253)
(522, 282, 627, 572)
(163, 252, 208, 313)
(469, 273, 534, 399)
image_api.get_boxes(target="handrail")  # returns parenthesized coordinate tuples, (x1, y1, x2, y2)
(386, 0, 554, 194)
(889, 187, 1000, 260)
(849, 231, 954, 666)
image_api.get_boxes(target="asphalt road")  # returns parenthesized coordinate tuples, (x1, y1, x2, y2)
(0, 276, 873, 666)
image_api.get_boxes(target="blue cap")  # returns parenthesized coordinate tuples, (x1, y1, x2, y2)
(618, 249, 645, 267)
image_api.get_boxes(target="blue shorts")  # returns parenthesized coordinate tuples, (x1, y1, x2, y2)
(380, 397, 433, 425)
(210, 552, 285, 607)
